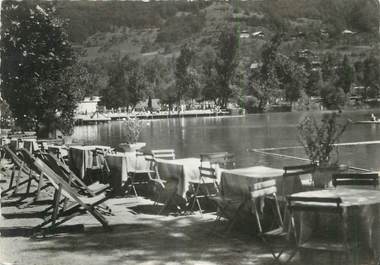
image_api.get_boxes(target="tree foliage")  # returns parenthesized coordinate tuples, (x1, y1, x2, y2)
(100, 56, 147, 109)
(1, 1, 82, 136)
(214, 27, 240, 107)
(175, 44, 196, 105)
(336, 55, 354, 94)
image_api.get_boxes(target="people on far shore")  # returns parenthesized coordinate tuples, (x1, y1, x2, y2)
(371, 113, 377, 121)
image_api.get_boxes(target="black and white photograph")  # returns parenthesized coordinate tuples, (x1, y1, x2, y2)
(1, 0, 380, 264)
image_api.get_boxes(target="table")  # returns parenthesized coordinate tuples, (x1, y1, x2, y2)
(68, 145, 111, 180)
(47, 145, 69, 158)
(105, 152, 150, 195)
(221, 166, 303, 199)
(290, 188, 380, 261)
(156, 157, 219, 198)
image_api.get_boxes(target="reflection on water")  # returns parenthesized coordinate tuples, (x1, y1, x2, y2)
(73, 110, 380, 171)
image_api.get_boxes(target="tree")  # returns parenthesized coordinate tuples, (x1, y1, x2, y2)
(251, 35, 306, 109)
(306, 70, 322, 97)
(275, 55, 307, 105)
(100, 56, 147, 110)
(199, 46, 218, 102)
(321, 53, 338, 82)
(1, 2, 81, 136)
(250, 67, 280, 112)
(320, 82, 347, 110)
(123, 57, 147, 109)
(336, 55, 354, 94)
(55, 63, 89, 136)
(100, 59, 127, 109)
(144, 56, 172, 111)
(214, 27, 240, 108)
(175, 44, 195, 106)
(363, 55, 380, 98)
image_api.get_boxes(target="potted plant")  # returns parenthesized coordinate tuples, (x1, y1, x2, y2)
(297, 112, 349, 188)
(118, 118, 145, 152)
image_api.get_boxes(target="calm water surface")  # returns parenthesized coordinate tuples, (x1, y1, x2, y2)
(73, 110, 380, 171)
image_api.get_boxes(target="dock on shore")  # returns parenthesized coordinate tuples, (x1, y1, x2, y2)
(75, 109, 235, 125)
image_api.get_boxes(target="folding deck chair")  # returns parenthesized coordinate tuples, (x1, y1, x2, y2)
(18, 149, 111, 232)
(37, 151, 112, 214)
(39, 151, 111, 197)
(1, 145, 43, 200)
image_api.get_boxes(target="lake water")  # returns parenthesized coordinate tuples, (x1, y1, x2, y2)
(73, 110, 380, 171)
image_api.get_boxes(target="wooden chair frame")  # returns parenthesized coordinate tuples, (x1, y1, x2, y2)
(332, 173, 379, 188)
(1, 145, 42, 199)
(149, 150, 180, 214)
(287, 195, 357, 265)
(17, 149, 111, 232)
(128, 150, 156, 197)
(190, 152, 235, 214)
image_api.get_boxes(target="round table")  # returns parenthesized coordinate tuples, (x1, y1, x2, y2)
(290, 188, 380, 263)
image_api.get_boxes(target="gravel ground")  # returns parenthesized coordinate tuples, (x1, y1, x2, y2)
(0, 159, 301, 265)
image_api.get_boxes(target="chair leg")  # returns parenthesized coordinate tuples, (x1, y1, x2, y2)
(130, 172, 138, 197)
(190, 183, 203, 214)
(51, 184, 63, 228)
(34, 172, 44, 201)
(8, 168, 16, 190)
(13, 165, 23, 195)
(26, 169, 33, 194)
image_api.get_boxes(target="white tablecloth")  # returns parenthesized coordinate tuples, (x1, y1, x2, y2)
(156, 158, 219, 198)
(221, 166, 303, 199)
(105, 152, 150, 181)
(290, 188, 380, 260)
(68, 145, 111, 179)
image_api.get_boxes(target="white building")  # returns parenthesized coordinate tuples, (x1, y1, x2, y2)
(240, 30, 250, 39)
(76, 96, 101, 115)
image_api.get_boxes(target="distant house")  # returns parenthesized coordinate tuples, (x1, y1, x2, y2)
(252, 31, 264, 38)
(352, 86, 365, 96)
(297, 49, 314, 59)
(342, 29, 355, 35)
(240, 30, 250, 39)
(311, 60, 322, 71)
(250, 61, 262, 70)
(76, 96, 101, 115)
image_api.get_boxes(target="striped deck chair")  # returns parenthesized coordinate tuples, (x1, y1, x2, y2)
(17, 149, 111, 232)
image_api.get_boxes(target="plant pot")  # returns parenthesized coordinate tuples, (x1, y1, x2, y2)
(63, 135, 73, 145)
(118, 142, 146, 152)
(312, 164, 347, 188)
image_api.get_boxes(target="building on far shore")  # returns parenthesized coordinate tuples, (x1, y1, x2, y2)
(76, 96, 101, 115)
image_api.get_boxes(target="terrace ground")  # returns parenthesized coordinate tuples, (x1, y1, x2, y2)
(0, 161, 303, 265)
